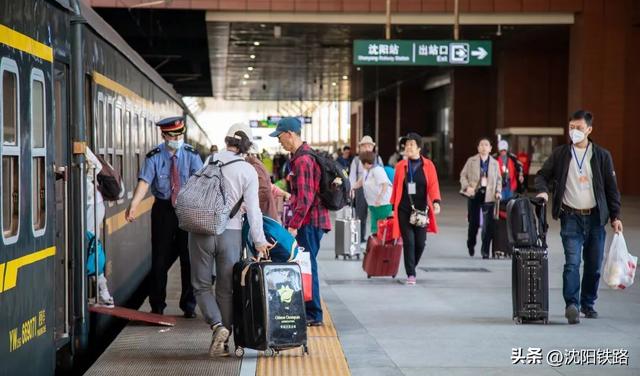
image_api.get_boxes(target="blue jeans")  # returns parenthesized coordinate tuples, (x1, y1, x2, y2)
(296, 225, 325, 322)
(560, 210, 606, 309)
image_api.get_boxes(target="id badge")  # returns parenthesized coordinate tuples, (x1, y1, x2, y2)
(481, 176, 488, 187)
(578, 175, 591, 191)
(408, 182, 416, 195)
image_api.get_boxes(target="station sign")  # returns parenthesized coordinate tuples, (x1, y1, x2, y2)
(250, 116, 312, 128)
(353, 39, 492, 66)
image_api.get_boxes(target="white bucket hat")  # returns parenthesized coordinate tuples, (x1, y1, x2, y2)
(359, 135, 375, 146)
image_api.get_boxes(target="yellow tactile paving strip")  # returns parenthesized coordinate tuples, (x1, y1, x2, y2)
(256, 300, 350, 376)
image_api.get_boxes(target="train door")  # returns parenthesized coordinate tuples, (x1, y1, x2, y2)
(53, 62, 70, 346)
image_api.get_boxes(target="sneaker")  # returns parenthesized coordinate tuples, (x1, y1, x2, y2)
(565, 304, 580, 324)
(209, 323, 230, 357)
(406, 276, 416, 285)
(580, 306, 599, 319)
(97, 296, 114, 308)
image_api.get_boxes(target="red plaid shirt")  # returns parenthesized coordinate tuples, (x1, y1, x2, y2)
(287, 143, 331, 231)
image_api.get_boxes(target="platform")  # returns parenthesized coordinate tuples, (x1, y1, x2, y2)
(86, 186, 640, 375)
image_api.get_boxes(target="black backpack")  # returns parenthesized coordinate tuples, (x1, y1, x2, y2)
(299, 150, 351, 211)
(506, 197, 547, 248)
(95, 154, 123, 201)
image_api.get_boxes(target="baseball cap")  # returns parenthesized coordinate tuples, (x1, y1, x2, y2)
(269, 117, 302, 137)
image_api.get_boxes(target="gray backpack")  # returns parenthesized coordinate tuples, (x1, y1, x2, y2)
(175, 159, 244, 235)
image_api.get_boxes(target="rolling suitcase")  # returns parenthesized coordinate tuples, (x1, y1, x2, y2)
(492, 201, 511, 258)
(334, 206, 361, 260)
(509, 197, 549, 324)
(232, 259, 308, 357)
(362, 226, 402, 279)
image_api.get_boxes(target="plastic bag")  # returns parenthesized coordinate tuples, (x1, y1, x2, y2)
(602, 233, 637, 290)
(293, 249, 312, 302)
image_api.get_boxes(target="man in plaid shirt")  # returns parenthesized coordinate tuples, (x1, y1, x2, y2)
(271, 117, 330, 326)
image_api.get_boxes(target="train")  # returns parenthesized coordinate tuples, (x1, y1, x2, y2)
(0, 1, 211, 374)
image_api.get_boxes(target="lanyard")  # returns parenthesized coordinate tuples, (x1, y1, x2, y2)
(408, 159, 414, 183)
(571, 143, 590, 174)
(480, 158, 489, 176)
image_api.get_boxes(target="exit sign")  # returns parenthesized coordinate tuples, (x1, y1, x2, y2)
(353, 40, 492, 66)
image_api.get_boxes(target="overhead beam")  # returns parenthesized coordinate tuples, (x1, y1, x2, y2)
(206, 12, 574, 25)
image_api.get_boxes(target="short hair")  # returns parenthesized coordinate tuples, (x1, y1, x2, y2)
(343, 146, 351, 151)
(570, 109, 593, 127)
(359, 151, 377, 165)
(477, 136, 492, 146)
(210, 145, 218, 153)
(224, 131, 251, 154)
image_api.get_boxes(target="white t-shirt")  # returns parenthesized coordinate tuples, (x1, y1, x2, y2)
(363, 165, 392, 207)
(563, 144, 597, 209)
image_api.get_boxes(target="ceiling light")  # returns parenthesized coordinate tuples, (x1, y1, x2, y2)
(242, 80, 247, 85)
(250, 54, 256, 59)
(356, 67, 361, 71)
(342, 75, 348, 80)
(243, 73, 250, 79)
(247, 67, 254, 71)
(253, 41, 260, 46)
(331, 82, 337, 86)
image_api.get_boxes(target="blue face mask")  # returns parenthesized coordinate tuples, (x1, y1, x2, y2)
(166, 139, 184, 150)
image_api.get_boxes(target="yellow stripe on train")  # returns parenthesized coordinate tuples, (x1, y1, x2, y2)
(0, 247, 56, 293)
(0, 24, 53, 62)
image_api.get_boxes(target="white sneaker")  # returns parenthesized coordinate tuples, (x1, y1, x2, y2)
(209, 324, 230, 357)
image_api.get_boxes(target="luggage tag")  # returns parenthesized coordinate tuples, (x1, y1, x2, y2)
(408, 182, 416, 195)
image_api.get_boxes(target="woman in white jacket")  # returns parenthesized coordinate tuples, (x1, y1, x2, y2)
(189, 124, 269, 357)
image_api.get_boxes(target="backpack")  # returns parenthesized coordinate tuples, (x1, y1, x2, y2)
(506, 197, 547, 248)
(175, 159, 245, 235)
(95, 154, 123, 201)
(299, 149, 351, 211)
(242, 214, 300, 262)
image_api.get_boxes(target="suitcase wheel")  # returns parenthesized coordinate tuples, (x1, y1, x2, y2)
(543, 318, 549, 325)
(303, 345, 309, 355)
(264, 348, 277, 357)
(367, 275, 371, 279)
(356, 254, 360, 260)
(514, 317, 523, 325)
(392, 275, 396, 279)
(335, 255, 338, 260)
(235, 347, 245, 357)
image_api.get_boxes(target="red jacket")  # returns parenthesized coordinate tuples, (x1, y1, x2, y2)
(390, 157, 441, 237)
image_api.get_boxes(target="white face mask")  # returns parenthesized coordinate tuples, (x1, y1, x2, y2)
(569, 129, 586, 144)
(166, 139, 184, 150)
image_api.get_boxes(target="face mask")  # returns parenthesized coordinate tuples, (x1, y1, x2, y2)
(569, 129, 586, 144)
(166, 139, 184, 150)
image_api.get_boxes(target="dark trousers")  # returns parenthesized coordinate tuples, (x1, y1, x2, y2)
(150, 199, 196, 314)
(354, 188, 368, 242)
(398, 210, 427, 277)
(466, 192, 495, 257)
(296, 225, 324, 323)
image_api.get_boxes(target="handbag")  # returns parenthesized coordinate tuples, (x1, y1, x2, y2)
(406, 163, 429, 228)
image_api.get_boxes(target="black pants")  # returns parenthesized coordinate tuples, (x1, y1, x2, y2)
(398, 209, 427, 277)
(354, 188, 368, 242)
(466, 192, 495, 257)
(150, 199, 196, 313)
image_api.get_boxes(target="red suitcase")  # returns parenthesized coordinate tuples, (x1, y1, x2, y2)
(362, 235, 402, 279)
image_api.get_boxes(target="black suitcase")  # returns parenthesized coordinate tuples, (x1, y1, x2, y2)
(512, 247, 549, 324)
(232, 259, 308, 357)
(492, 201, 511, 258)
(510, 198, 549, 324)
(506, 198, 540, 248)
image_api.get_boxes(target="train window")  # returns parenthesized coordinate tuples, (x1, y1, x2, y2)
(115, 106, 122, 150)
(32, 79, 45, 148)
(85, 76, 92, 147)
(31, 69, 46, 234)
(1, 58, 20, 243)
(97, 94, 105, 153)
(106, 101, 113, 163)
(147, 119, 153, 149)
(132, 114, 140, 186)
(139, 115, 146, 157)
(114, 105, 123, 200)
(2, 71, 17, 145)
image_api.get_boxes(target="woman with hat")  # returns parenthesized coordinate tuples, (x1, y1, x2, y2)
(349, 136, 383, 243)
(390, 132, 442, 285)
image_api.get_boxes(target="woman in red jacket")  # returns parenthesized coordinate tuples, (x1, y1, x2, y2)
(390, 132, 442, 285)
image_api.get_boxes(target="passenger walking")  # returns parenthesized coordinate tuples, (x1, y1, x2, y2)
(390, 132, 441, 285)
(271, 117, 331, 326)
(460, 137, 502, 259)
(350, 136, 383, 243)
(359, 151, 393, 234)
(245, 133, 279, 220)
(125, 116, 202, 318)
(495, 140, 524, 200)
(336, 146, 353, 173)
(189, 125, 269, 357)
(203, 144, 218, 165)
(535, 110, 622, 324)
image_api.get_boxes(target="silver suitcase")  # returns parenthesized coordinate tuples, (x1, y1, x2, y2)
(334, 208, 361, 260)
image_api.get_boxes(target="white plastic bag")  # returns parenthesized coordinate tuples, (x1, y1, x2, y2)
(602, 233, 637, 290)
(293, 248, 312, 302)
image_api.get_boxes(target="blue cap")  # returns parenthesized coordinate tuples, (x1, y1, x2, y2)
(269, 117, 302, 137)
